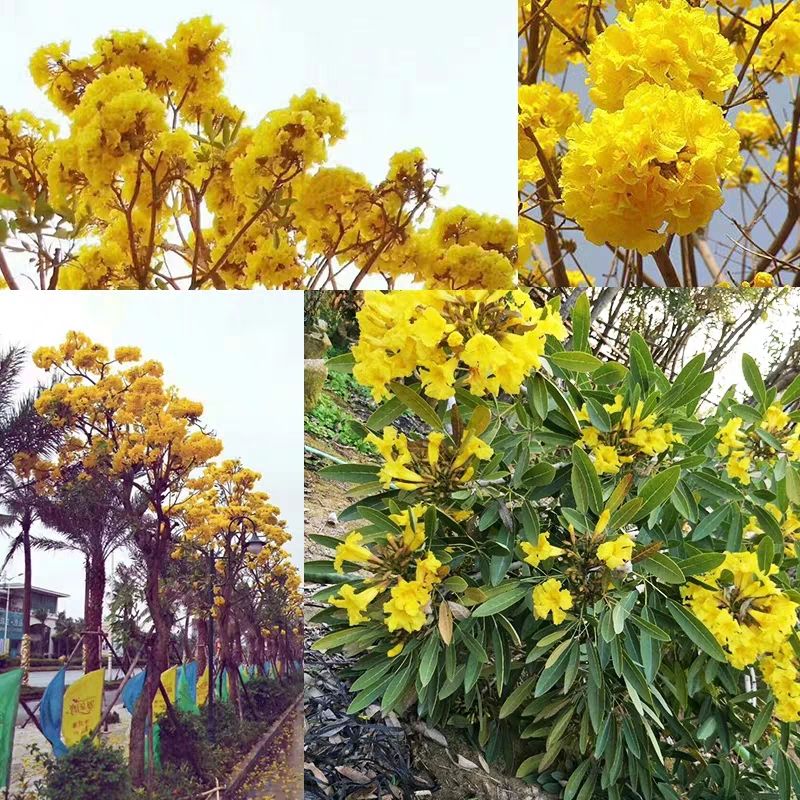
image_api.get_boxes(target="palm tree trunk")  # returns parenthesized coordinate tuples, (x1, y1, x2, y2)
(20, 513, 32, 686)
(84, 547, 105, 673)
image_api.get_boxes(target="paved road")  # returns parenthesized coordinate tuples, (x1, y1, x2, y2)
(232, 705, 303, 800)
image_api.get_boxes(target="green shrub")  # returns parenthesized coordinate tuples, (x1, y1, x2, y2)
(311, 291, 800, 800)
(37, 739, 130, 800)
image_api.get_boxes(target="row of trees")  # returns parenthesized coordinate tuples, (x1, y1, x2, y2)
(0, 333, 301, 787)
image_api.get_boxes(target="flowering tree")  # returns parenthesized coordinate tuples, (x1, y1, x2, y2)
(311, 289, 800, 797)
(174, 459, 300, 713)
(519, 0, 800, 287)
(0, 17, 514, 290)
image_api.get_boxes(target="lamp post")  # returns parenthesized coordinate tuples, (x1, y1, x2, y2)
(206, 515, 264, 740)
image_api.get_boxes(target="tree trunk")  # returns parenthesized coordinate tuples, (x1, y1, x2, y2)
(129, 541, 173, 788)
(20, 514, 32, 686)
(84, 546, 106, 673)
(195, 616, 207, 675)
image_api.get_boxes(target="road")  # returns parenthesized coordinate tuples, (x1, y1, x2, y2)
(231, 704, 303, 800)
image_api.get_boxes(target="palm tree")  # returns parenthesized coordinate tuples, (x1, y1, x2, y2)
(32, 607, 49, 656)
(52, 612, 81, 660)
(0, 341, 61, 683)
(34, 474, 143, 672)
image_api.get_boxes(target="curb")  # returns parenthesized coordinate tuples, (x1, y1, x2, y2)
(222, 692, 303, 798)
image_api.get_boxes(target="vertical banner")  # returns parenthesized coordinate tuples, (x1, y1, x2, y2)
(196, 667, 209, 707)
(61, 669, 104, 748)
(39, 668, 68, 757)
(121, 669, 146, 715)
(151, 665, 177, 721)
(176, 663, 198, 714)
(0, 669, 22, 790)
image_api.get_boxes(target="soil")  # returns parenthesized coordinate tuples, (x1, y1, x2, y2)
(303, 390, 551, 800)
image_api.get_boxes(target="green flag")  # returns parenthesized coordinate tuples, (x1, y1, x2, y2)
(176, 669, 197, 715)
(0, 669, 22, 789)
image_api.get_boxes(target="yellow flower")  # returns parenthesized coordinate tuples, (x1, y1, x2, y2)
(587, 0, 736, 111)
(330, 584, 380, 626)
(752, 272, 775, 288)
(383, 578, 430, 633)
(717, 417, 746, 457)
(520, 534, 565, 568)
(415, 552, 443, 588)
(597, 535, 634, 569)
(333, 532, 372, 574)
(726, 451, 751, 485)
(763, 404, 790, 434)
(561, 84, 741, 253)
(533, 579, 573, 625)
(593, 444, 622, 475)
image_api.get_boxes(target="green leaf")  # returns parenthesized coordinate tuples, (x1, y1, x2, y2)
(630, 614, 671, 642)
(571, 293, 590, 352)
(563, 759, 592, 800)
(318, 463, 380, 485)
(389, 382, 444, 431)
(571, 444, 603, 514)
(639, 552, 685, 585)
(636, 466, 681, 518)
(366, 397, 405, 430)
(667, 600, 727, 662)
(677, 552, 726, 577)
(356, 505, 402, 535)
(787, 463, 800, 505)
(472, 585, 529, 618)
(304, 560, 353, 585)
(547, 351, 603, 373)
(749, 698, 774, 744)
(326, 352, 355, 373)
(742, 353, 767, 408)
(757, 534, 775, 573)
(0, 194, 21, 211)
(382, 664, 413, 712)
(419, 636, 440, 688)
(499, 674, 537, 719)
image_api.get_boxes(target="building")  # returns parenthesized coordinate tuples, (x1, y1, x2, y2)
(0, 584, 69, 658)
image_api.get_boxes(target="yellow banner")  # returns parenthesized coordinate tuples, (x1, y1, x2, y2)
(151, 666, 177, 721)
(196, 667, 209, 707)
(62, 669, 104, 748)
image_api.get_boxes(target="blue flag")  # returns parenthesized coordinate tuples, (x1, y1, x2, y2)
(122, 670, 147, 715)
(181, 661, 198, 705)
(40, 668, 68, 758)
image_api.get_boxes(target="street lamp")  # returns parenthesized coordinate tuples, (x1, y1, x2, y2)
(206, 515, 264, 740)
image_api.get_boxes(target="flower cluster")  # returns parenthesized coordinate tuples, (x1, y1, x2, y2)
(518, 84, 582, 186)
(587, 0, 736, 111)
(577, 394, 683, 475)
(3, 17, 515, 290)
(716, 405, 800, 485)
(683, 552, 799, 720)
(561, 84, 741, 253)
(330, 506, 446, 653)
(366, 425, 494, 499)
(352, 290, 568, 402)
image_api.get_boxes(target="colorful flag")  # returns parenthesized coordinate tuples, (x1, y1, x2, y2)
(176, 663, 198, 714)
(151, 666, 177, 721)
(0, 669, 22, 789)
(61, 669, 104, 748)
(40, 668, 68, 757)
(196, 667, 209, 707)
(121, 670, 146, 715)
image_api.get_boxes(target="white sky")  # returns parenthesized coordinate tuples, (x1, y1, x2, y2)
(0, 0, 515, 221)
(0, 291, 304, 617)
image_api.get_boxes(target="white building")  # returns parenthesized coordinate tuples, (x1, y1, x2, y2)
(0, 584, 69, 658)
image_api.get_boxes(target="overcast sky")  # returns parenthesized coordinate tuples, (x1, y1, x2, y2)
(0, 291, 304, 617)
(0, 0, 515, 221)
